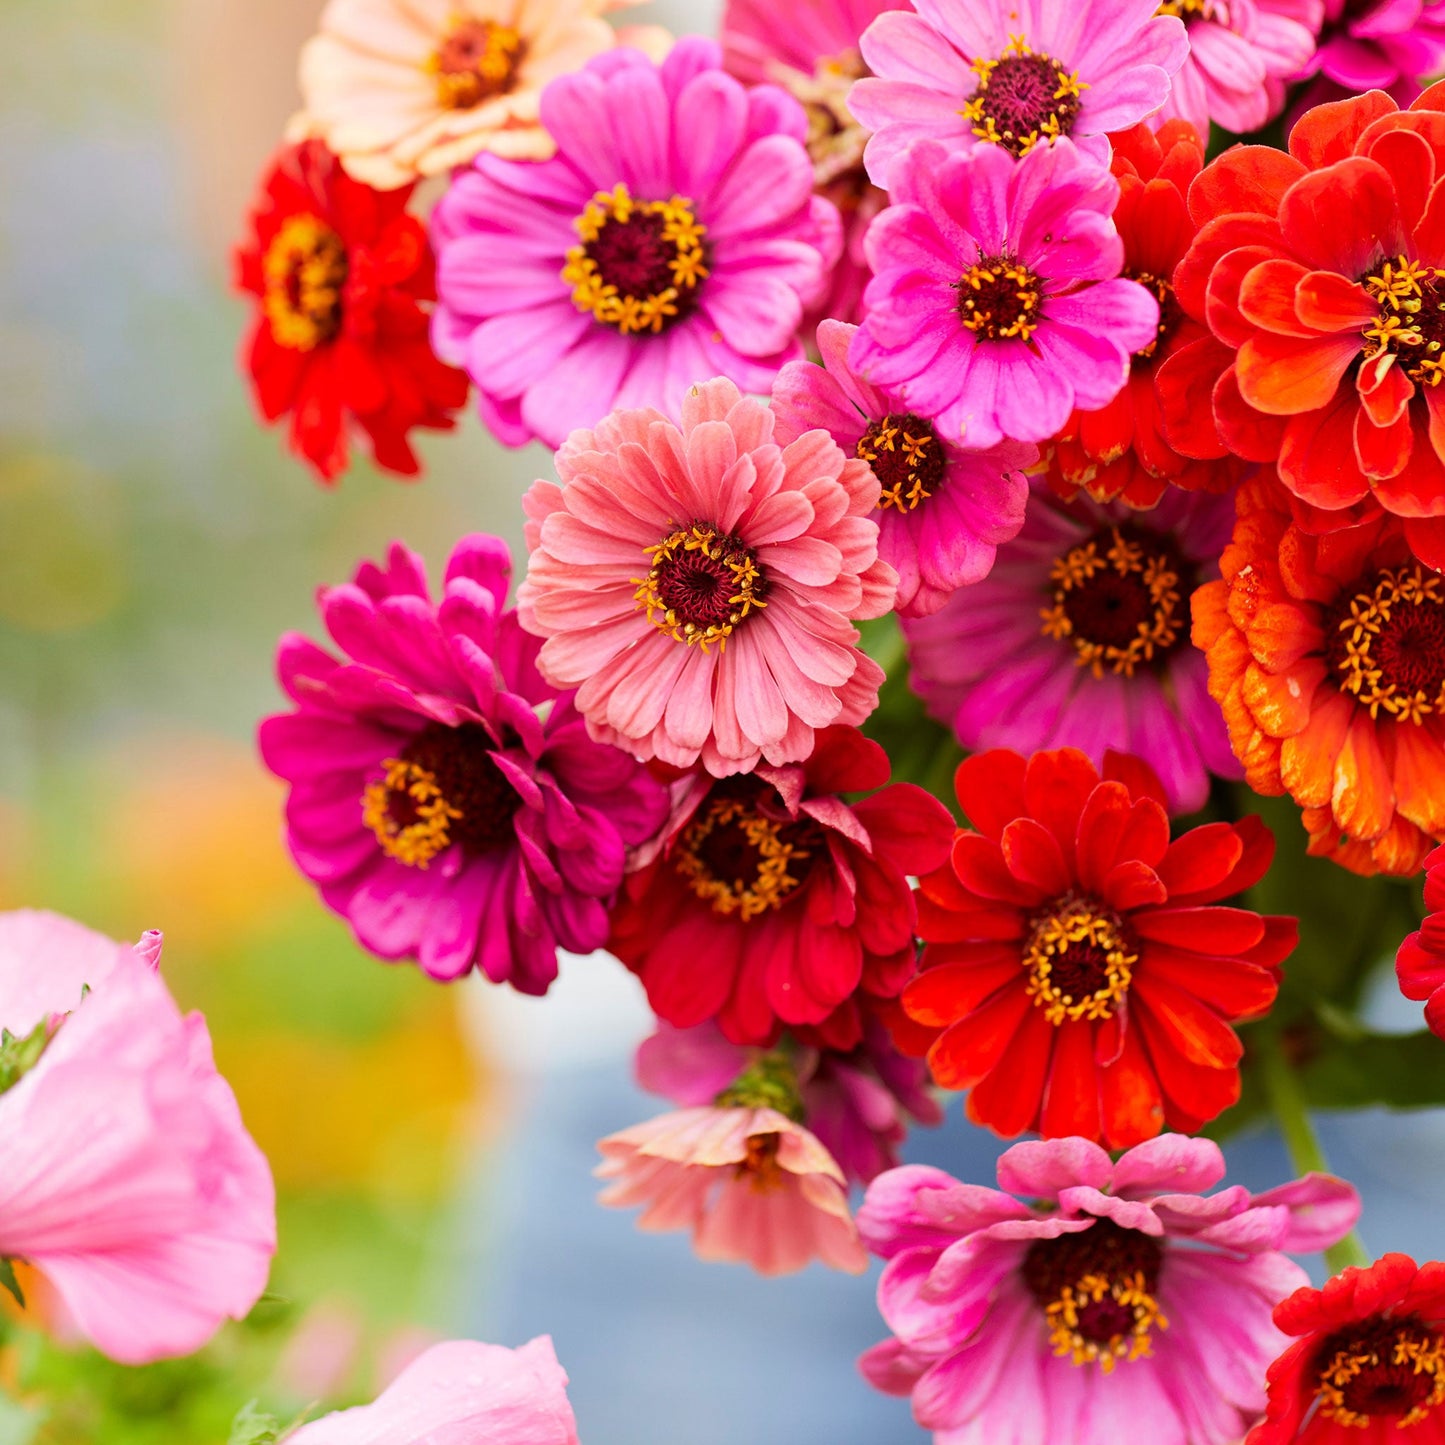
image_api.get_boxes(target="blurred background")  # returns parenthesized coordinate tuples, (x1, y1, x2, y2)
(0, 1, 1442, 1441)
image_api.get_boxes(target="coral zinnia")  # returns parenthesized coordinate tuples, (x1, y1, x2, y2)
(859, 1136, 1360, 1445)
(772, 320, 1035, 616)
(848, 0, 1187, 184)
(1048, 121, 1246, 510)
(902, 477, 1240, 815)
(258, 535, 668, 990)
(608, 726, 953, 1049)
(1193, 470, 1445, 876)
(904, 747, 1295, 1146)
(233, 140, 468, 484)
(429, 38, 841, 449)
(518, 380, 895, 775)
(1249, 1254, 1445, 1443)
(1397, 844, 1445, 1036)
(1158, 86, 1445, 566)
(850, 138, 1160, 450)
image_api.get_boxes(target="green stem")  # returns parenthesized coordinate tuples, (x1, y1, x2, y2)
(1258, 1032, 1369, 1273)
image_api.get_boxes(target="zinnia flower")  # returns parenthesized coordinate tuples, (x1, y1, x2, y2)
(517, 380, 896, 775)
(596, 1094, 867, 1276)
(0, 911, 275, 1365)
(1157, 87, 1445, 566)
(904, 747, 1295, 1146)
(902, 476, 1240, 815)
(1397, 845, 1445, 1036)
(607, 725, 953, 1048)
(233, 140, 468, 484)
(848, 0, 1188, 183)
(298, 0, 651, 191)
(1192, 470, 1445, 876)
(1289, 0, 1445, 103)
(850, 138, 1161, 451)
(772, 320, 1034, 616)
(286, 1336, 578, 1444)
(258, 534, 668, 990)
(1249, 1254, 1445, 1443)
(429, 38, 841, 449)
(721, 0, 903, 328)
(859, 1135, 1360, 1445)
(1048, 121, 1247, 509)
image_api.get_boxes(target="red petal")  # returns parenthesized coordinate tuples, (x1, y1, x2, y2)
(1288, 91, 1399, 168)
(1024, 749, 1100, 867)
(1099, 1024, 1165, 1149)
(1155, 822, 1245, 898)
(904, 950, 1020, 1027)
(951, 833, 1048, 906)
(1140, 942, 1279, 1017)
(1101, 750, 1169, 809)
(966, 1006, 1054, 1138)
(954, 750, 1027, 839)
(1132, 905, 1267, 953)
(1000, 817, 1071, 896)
(1039, 1020, 1103, 1142)
(927, 984, 1033, 1089)
(1101, 860, 1168, 911)
(1278, 156, 1405, 277)
(1189, 145, 1306, 224)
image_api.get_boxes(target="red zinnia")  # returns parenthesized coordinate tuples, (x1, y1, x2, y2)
(901, 746, 1296, 1147)
(234, 139, 468, 484)
(1397, 845, 1445, 1037)
(1250, 1254, 1445, 1444)
(609, 726, 953, 1051)
(1049, 120, 1245, 510)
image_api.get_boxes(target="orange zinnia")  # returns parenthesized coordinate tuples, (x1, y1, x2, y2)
(1157, 86, 1445, 568)
(1193, 469, 1445, 876)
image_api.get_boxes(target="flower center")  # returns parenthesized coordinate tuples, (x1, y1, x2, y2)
(361, 722, 519, 868)
(1023, 1219, 1168, 1372)
(1156, 0, 1215, 18)
(1039, 523, 1192, 678)
(777, 49, 870, 188)
(1022, 894, 1138, 1025)
(737, 1130, 789, 1190)
(1129, 271, 1179, 361)
(429, 17, 525, 110)
(963, 37, 1087, 157)
(857, 413, 946, 512)
(1316, 1315, 1445, 1428)
(958, 254, 1044, 342)
(262, 215, 347, 352)
(562, 184, 709, 336)
(1324, 565, 1445, 725)
(674, 785, 821, 919)
(1362, 255, 1445, 387)
(635, 522, 765, 651)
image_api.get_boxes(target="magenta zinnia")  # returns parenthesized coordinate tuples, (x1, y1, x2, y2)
(517, 379, 895, 775)
(258, 535, 668, 991)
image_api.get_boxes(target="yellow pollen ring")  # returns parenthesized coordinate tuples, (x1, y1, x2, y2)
(858, 419, 938, 511)
(1045, 1270, 1169, 1372)
(361, 757, 461, 869)
(1363, 253, 1445, 387)
(958, 256, 1044, 342)
(1317, 1327, 1445, 1428)
(262, 214, 348, 352)
(1023, 896, 1137, 1025)
(961, 34, 1088, 156)
(632, 523, 765, 653)
(1334, 564, 1445, 724)
(675, 797, 809, 919)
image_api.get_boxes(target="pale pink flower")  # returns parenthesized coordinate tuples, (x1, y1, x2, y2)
(596, 1105, 867, 1275)
(287, 1336, 578, 1444)
(517, 378, 895, 776)
(0, 912, 275, 1365)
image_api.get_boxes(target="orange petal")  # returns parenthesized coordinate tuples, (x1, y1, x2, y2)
(1357, 352, 1415, 428)
(1295, 270, 1376, 332)
(1039, 1019, 1103, 1142)
(1236, 331, 1363, 415)
(1280, 684, 1354, 807)
(1278, 156, 1405, 277)
(1098, 1023, 1165, 1149)
(1288, 91, 1399, 167)
(1278, 393, 1374, 508)
(1238, 258, 1315, 336)
(1243, 657, 1327, 736)
(1333, 710, 1397, 842)
(1354, 396, 1414, 479)
(1191, 144, 1307, 224)
(1390, 718, 1445, 836)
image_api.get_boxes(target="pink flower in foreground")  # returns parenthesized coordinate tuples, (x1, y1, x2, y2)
(287, 1336, 578, 1445)
(772, 320, 1034, 616)
(851, 138, 1160, 451)
(849, 0, 1188, 184)
(0, 912, 274, 1365)
(597, 1103, 867, 1275)
(859, 1135, 1360, 1445)
(259, 535, 667, 991)
(518, 378, 894, 776)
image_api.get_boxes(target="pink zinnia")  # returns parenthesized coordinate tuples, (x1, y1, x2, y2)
(859, 1135, 1360, 1445)
(848, 0, 1188, 184)
(850, 138, 1160, 451)
(430, 38, 841, 449)
(517, 379, 895, 776)
(258, 534, 668, 991)
(596, 1103, 867, 1275)
(773, 320, 1034, 616)
(1283, 0, 1445, 99)
(901, 478, 1240, 814)
(287, 1336, 578, 1445)
(0, 911, 275, 1365)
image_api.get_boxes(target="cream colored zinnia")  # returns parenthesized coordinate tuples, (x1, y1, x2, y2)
(298, 0, 663, 190)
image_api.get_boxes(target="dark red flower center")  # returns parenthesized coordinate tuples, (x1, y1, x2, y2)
(1362, 255, 1445, 386)
(958, 254, 1045, 342)
(1315, 1314, 1445, 1427)
(563, 185, 709, 336)
(362, 722, 519, 867)
(262, 214, 348, 352)
(635, 522, 766, 649)
(1023, 1218, 1168, 1370)
(1022, 894, 1138, 1025)
(1041, 523, 1194, 677)
(674, 779, 822, 920)
(963, 40, 1086, 157)
(1155, 0, 1215, 20)
(787, 49, 871, 191)
(857, 413, 946, 512)
(1323, 564, 1445, 725)
(429, 18, 525, 109)
(1128, 270, 1180, 362)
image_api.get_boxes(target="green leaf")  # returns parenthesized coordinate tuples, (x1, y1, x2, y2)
(0, 1258, 25, 1309)
(228, 1402, 280, 1445)
(0, 1020, 52, 1097)
(1301, 1028, 1445, 1111)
